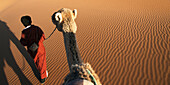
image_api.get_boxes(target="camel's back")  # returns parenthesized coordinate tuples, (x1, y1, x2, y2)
(67, 79, 94, 85)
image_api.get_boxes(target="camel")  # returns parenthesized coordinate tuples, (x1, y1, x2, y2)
(51, 8, 102, 85)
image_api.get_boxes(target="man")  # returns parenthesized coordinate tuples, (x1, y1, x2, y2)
(20, 15, 48, 83)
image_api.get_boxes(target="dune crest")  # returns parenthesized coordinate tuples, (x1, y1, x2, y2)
(0, 0, 19, 12)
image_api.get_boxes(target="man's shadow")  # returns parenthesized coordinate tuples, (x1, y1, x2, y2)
(0, 20, 41, 84)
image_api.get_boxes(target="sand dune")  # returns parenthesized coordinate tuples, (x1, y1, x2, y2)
(0, 0, 169, 85)
(0, 0, 19, 13)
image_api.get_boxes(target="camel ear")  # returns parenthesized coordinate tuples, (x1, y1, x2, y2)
(73, 9, 77, 19)
(55, 13, 62, 23)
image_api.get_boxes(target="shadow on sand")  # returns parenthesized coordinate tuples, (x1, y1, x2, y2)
(0, 20, 41, 84)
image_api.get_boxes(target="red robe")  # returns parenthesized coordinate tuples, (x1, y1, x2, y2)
(20, 25, 47, 79)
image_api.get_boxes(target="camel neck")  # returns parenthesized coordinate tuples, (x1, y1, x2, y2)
(63, 32, 83, 71)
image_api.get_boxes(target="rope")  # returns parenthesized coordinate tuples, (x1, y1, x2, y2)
(45, 27, 57, 40)
(63, 63, 102, 85)
(86, 69, 97, 85)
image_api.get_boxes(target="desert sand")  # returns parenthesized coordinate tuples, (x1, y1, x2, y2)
(0, 0, 169, 85)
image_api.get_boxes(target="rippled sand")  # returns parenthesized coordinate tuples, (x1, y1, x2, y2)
(0, 0, 169, 84)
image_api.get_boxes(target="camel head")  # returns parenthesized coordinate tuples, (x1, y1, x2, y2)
(52, 8, 77, 33)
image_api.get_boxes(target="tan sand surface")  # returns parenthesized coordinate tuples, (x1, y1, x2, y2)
(0, 0, 19, 12)
(0, 0, 169, 85)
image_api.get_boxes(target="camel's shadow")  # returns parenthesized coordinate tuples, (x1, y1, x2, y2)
(0, 20, 41, 84)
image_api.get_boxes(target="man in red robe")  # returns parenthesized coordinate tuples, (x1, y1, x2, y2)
(20, 15, 48, 83)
